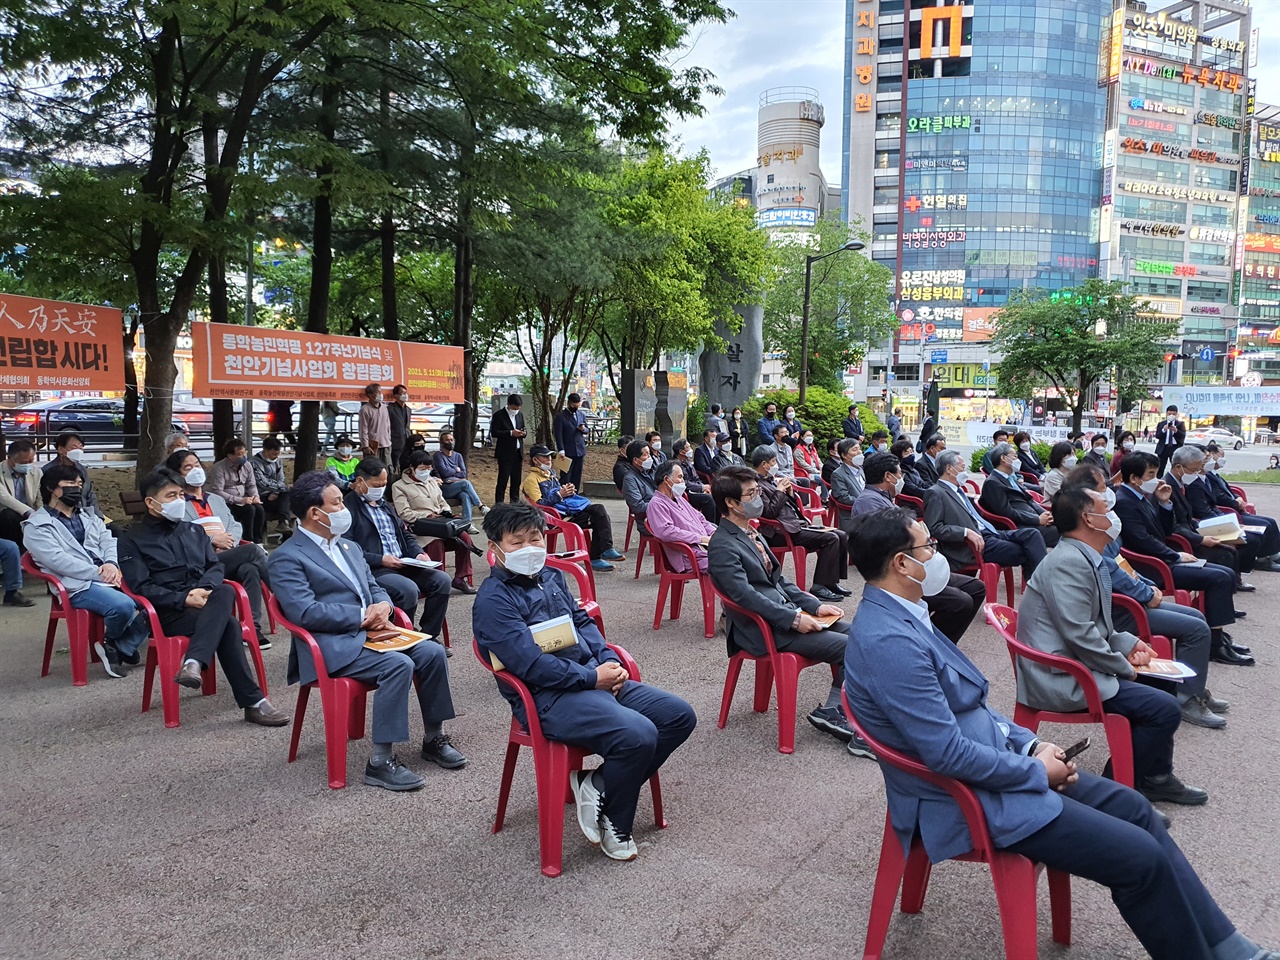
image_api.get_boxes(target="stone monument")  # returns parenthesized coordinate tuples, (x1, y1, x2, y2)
(699, 303, 763, 413)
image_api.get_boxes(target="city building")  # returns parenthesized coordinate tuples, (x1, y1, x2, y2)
(1237, 100, 1280, 386)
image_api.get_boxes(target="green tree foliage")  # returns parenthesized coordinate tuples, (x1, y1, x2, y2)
(763, 215, 896, 392)
(990, 279, 1176, 434)
(740, 386, 852, 449)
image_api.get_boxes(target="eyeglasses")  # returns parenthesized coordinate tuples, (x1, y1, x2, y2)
(905, 538, 939, 558)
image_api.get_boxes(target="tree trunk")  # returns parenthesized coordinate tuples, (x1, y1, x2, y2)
(208, 255, 236, 456)
(121, 312, 141, 452)
(138, 314, 182, 477)
(381, 210, 398, 341)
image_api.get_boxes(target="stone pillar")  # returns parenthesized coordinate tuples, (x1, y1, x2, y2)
(699, 304, 762, 413)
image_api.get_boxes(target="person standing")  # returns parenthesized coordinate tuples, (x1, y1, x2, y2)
(322, 400, 342, 451)
(358, 383, 392, 462)
(1154, 405, 1186, 476)
(842, 405, 865, 441)
(887, 407, 903, 440)
(705, 403, 726, 435)
(756, 401, 781, 447)
(727, 407, 749, 457)
(491, 394, 527, 504)
(553, 393, 589, 490)
(267, 399, 295, 445)
(388, 385, 412, 473)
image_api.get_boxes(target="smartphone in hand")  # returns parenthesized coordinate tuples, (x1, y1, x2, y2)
(1062, 736, 1091, 762)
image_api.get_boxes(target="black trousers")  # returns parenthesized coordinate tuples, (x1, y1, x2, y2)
(565, 504, 614, 559)
(217, 543, 269, 634)
(926, 573, 986, 644)
(1103, 679, 1181, 784)
(262, 491, 292, 523)
(561, 455, 585, 490)
(229, 502, 266, 543)
(495, 454, 522, 504)
(1005, 772, 1234, 960)
(374, 565, 451, 636)
(688, 491, 716, 524)
(0, 508, 26, 550)
(981, 527, 1047, 577)
(1021, 522, 1060, 549)
(1170, 560, 1236, 628)
(1247, 513, 1280, 555)
(767, 526, 849, 589)
(159, 583, 263, 708)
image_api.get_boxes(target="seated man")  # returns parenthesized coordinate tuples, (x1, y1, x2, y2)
(751, 444, 851, 603)
(620, 439, 658, 529)
(270, 470, 464, 789)
(712, 432, 745, 472)
(644, 430, 667, 466)
(915, 432, 947, 486)
(979, 428, 1010, 473)
(853, 452, 985, 645)
(978, 441, 1060, 548)
(52, 431, 102, 518)
(118, 468, 288, 726)
(845, 507, 1278, 960)
(0, 438, 42, 549)
(647, 460, 716, 573)
(707, 466, 869, 756)
(206, 439, 267, 544)
(392, 450, 482, 595)
(867, 430, 890, 454)
(693, 428, 720, 480)
(164, 431, 190, 457)
(612, 436, 634, 491)
(0, 536, 30, 607)
(1113, 452, 1246, 667)
(1018, 486, 1206, 806)
(924, 449, 1047, 579)
(475, 503, 696, 861)
(829, 439, 865, 531)
(1063, 464, 1223, 728)
(326, 435, 360, 491)
(250, 437, 293, 534)
(1083, 433, 1111, 471)
(1200, 442, 1280, 562)
(432, 428, 487, 528)
(166, 449, 273, 649)
(24, 463, 147, 675)
(821, 437, 842, 487)
(890, 438, 932, 499)
(522, 444, 624, 572)
(770, 422, 795, 477)
(1164, 446, 1257, 582)
(671, 439, 717, 522)
(343, 457, 452, 644)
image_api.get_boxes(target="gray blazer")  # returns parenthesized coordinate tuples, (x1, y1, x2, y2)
(1015, 538, 1140, 712)
(707, 520, 819, 656)
(829, 463, 864, 532)
(923, 481, 983, 570)
(267, 530, 392, 686)
(182, 491, 242, 542)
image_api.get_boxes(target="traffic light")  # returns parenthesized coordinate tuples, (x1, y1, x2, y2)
(1164, 353, 1175, 363)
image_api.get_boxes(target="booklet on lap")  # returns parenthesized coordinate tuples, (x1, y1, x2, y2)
(1134, 658, 1196, 682)
(489, 614, 580, 671)
(363, 627, 430, 653)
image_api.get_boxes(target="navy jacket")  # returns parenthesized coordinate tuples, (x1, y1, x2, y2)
(756, 414, 781, 446)
(553, 408, 587, 458)
(1114, 484, 1179, 564)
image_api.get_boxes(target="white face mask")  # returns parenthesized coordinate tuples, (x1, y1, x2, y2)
(1103, 488, 1116, 508)
(955, 470, 969, 486)
(1019, 441, 1030, 452)
(156, 498, 186, 522)
(1185, 471, 1202, 484)
(892, 475, 905, 495)
(1063, 456, 1077, 469)
(1122, 441, 1134, 450)
(767, 464, 779, 476)
(414, 468, 432, 481)
(671, 481, 687, 498)
(363, 484, 386, 501)
(501, 544, 547, 577)
(185, 466, 207, 487)
(1139, 477, 1160, 494)
(905, 549, 951, 597)
(66, 448, 84, 462)
(650, 440, 662, 451)
(320, 506, 352, 537)
(802, 436, 813, 445)
(1009, 458, 1022, 474)
(720, 443, 731, 452)
(874, 443, 887, 453)
(1093, 446, 1106, 456)
(1089, 510, 1122, 541)
(848, 453, 864, 468)
(337, 446, 353, 457)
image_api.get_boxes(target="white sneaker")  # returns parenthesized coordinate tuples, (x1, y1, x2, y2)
(568, 769, 602, 845)
(600, 813, 638, 861)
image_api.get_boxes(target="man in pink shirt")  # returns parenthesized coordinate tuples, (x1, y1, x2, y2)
(359, 383, 392, 461)
(646, 461, 716, 573)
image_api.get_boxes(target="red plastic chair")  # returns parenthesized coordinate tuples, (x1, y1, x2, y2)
(123, 579, 269, 729)
(472, 637, 666, 877)
(985, 604, 1134, 787)
(621, 509, 660, 579)
(711, 581, 839, 754)
(546, 554, 606, 638)
(895, 494, 924, 519)
(791, 484, 826, 524)
(757, 516, 809, 592)
(271, 594, 415, 788)
(962, 478, 982, 497)
(976, 501, 1018, 532)
(1227, 484, 1256, 515)
(22, 551, 105, 687)
(844, 690, 1072, 960)
(1119, 548, 1194, 609)
(651, 537, 716, 638)
(1110, 594, 1173, 660)
(826, 495, 853, 528)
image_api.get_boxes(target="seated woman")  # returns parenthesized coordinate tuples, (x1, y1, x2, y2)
(1013, 431, 1046, 478)
(325, 435, 360, 491)
(1111, 431, 1137, 476)
(164, 448, 273, 648)
(1040, 441, 1078, 499)
(391, 451, 480, 595)
(646, 460, 716, 573)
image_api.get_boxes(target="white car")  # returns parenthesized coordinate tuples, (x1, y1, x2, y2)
(1185, 426, 1244, 450)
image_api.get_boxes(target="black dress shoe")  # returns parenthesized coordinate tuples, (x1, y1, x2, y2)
(1234, 609, 1247, 618)
(831, 584, 854, 597)
(1229, 640, 1251, 655)
(811, 585, 844, 603)
(1139, 773, 1208, 806)
(1210, 644, 1255, 666)
(1235, 581, 1256, 592)
(422, 734, 467, 769)
(363, 755, 425, 791)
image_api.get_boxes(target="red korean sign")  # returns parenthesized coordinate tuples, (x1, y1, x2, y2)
(0, 293, 124, 391)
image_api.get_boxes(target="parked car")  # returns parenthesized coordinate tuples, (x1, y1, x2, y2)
(1186, 426, 1244, 450)
(1, 397, 187, 447)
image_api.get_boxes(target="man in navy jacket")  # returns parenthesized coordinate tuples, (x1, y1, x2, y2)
(843, 507, 1278, 960)
(553, 393, 589, 490)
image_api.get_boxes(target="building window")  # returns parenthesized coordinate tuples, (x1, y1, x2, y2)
(1185, 280, 1229, 303)
(766, 174, 774, 184)
(762, 374, 771, 384)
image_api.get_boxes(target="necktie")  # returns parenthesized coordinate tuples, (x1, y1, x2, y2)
(957, 486, 995, 533)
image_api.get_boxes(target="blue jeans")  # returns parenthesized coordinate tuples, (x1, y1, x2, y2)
(0, 538, 20, 592)
(440, 479, 481, 523)
(73, 582, 148, 656)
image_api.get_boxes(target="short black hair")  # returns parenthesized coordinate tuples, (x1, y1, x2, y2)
(709, 403, 721, 414)
(863, 451, 902, 486)
(772, 423, 788, 438)
(992, 429, 1009, 442)
(645, 430, 661, 443)
(1048, 441, 1076, 469)
(1012, 431, 1030, 446)
(1052, 484, 1096, 535)
(827, 437, 840, 453)
(890, 438, 914, 460)
(7, 439, 35, 458)
(625, 439, 650, 463)
(925, 433, 946, 453)
(654, 459, 682, 485)
(54, 431, 84, 450)
(483, 501, 545, 542)
(354, 456, 387, 480)
(871, 430, 889, 443)
(764, 401, 777, 410)
(437, 427, 452, 441)
(750, 444, 778, 467)
(507, 394, 522, 406)
(848, 507, 917, 582)
(703, 428, 718, 442)
(617, 435, 633, 450)
(222, 438, 245, 456)
(405, 450, 433, 471)
(261, 436, 283, 453)
(140, 466, 184, 499)
(40, 463, 82, 505)
(164, 449, 198, 474)
(568, 392, 581, 404)
(1120, 452, 1157, 485)
(292, 470, 337, 515)
(1166, 405, 1178, 413)
(848, 405, 857, 415)
(393, 383, 406, 394)
(712, 465, 758, 515)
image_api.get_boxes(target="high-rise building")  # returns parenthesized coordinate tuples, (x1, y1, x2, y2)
(1236, 100, 1280, 386)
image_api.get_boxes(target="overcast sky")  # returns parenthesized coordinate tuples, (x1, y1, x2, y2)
(668, 0, 1280, 185)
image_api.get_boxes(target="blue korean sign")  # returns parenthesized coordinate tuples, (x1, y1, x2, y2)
(930, 349, 949, 364)
(1198, 347, 1216, 362)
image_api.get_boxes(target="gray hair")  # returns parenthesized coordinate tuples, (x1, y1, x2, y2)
(991, 441, 1015, 464)
(837, 438, 861, 458)
(163, 431, 189, 454)
(750, 444, 778, 467)
(1172, 445, 1205, 468)
(936, 449, 965, 474)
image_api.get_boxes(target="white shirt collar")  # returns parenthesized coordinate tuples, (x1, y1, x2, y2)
(298, 524, 336, 552)
(883, 588, 933, 626)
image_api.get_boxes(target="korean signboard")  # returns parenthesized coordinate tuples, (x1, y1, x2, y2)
(961, 307, 998, 342)
(191, 322, 464, 402)
(756, 208, 818, 228)
(0, 293, 124, 392)
(1164, 386, 1280, 418)
(852, 0, 877, 115)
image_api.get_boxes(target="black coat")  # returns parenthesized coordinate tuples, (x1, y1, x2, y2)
(343, 490, 422, 569)
(118, 514, 224, 616)
(1114, 485, 1179, 564)
(977, 472, 1043, 529)
(1154, 420, 1185, 457)
(491, 408, 526, 462)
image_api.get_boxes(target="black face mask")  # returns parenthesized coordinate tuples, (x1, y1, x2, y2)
(59, 489, 84, 508)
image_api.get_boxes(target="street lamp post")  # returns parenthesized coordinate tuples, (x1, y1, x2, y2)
(798, 238, 866, 403)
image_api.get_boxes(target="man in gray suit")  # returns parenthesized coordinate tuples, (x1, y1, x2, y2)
(828, 438, 865, 533)
(1017, 485, 1205, 807)
(707, 466, 872, 756)
(268, 470, 466, 792)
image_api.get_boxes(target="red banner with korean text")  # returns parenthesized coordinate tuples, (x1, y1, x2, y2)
(191, 322, 465, 402)
(0, 293, 124, 392)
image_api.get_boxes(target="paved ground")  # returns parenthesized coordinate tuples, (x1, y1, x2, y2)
(3, 486, 1280, 960)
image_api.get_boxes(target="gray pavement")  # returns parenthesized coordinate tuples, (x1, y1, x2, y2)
(3, 489, 1280, 960)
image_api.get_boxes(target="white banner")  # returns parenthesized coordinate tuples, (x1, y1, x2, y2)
(1164, 386, 1280, 418)
(933, 422, 1082, 447)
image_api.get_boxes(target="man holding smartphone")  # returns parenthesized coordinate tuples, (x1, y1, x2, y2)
(845, 507, 1278, 960)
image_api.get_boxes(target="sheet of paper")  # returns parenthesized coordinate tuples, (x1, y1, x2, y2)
(1134, 658, 1196, 682)
(398, 556, 442, 569)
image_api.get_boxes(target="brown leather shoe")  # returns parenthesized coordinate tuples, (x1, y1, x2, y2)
(244, 700, 290, 727)
(174, 660, 202, 689)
